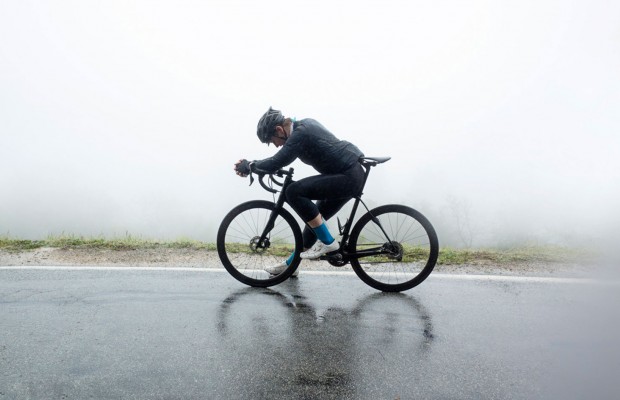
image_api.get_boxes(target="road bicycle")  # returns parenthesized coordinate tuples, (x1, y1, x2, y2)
(217, 157, 439, 292)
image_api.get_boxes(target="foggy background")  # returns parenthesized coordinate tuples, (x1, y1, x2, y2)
(1, 0, 618, 248)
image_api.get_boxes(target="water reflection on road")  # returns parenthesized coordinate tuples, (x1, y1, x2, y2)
(215, 280, 434, 399)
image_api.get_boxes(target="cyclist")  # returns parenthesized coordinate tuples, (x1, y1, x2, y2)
(234, 107, 365, 276)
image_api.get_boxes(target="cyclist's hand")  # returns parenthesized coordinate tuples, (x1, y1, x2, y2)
(234, 159, 252, 177)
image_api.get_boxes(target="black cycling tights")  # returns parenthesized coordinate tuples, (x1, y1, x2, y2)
(285, 163, 365, 249)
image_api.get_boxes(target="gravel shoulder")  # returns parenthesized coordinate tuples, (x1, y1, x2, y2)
(0, 247, 594, 278)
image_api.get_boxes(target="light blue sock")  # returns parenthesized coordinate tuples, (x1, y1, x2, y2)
(312, 222, 334, 245)
(285, 252, 295, 266)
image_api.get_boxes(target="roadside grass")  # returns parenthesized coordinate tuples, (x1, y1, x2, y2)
(0, 235, 595, 265)
(438, 246, 594, 265)
(0, 235, 216, 252)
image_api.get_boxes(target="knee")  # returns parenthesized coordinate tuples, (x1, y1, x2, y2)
(285, 182, 300, 201)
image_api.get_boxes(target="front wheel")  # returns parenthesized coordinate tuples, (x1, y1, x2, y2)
(217, 200, 303, 287)
(349, 205, 439, 292)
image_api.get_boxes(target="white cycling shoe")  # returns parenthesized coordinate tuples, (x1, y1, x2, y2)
(265, 261, 299, 276)
(300, 240, 339, 259)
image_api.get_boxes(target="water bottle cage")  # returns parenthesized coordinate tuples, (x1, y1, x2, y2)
(337, 217, 348, 236)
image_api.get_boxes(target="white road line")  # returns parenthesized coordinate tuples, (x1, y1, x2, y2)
(0, 265, 226, 272)
(0, 265, 612, 285)
(429, 273, 600, 285)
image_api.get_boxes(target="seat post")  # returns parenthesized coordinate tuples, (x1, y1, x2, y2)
(359, 164, 371, 196)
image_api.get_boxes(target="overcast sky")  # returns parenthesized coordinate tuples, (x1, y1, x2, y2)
(1, 0, 618, 247)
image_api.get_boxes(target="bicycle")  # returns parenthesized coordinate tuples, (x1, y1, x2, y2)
(217, 157, 439, 292)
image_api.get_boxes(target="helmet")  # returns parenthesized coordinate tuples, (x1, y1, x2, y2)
(257, 107, 285, 144)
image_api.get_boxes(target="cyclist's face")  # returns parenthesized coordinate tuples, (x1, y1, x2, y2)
(271, 126, 287, 148)
(271, 136, 286, 147)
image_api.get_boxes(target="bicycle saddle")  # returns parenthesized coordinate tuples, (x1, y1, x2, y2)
(359, 156, 391, 166)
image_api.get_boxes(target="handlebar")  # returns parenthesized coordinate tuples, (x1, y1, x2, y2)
(251, 167, 294, 194)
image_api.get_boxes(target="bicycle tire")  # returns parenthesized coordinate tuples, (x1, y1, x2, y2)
(217, 200, 303, 287)
(349, 204, 439, 292)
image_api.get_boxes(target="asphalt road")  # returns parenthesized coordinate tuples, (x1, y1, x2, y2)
(1, 267, 619, 400)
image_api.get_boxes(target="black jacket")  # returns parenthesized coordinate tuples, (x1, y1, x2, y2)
(253, 118, 364, 174)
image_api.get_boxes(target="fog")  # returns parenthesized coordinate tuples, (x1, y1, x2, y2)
(1, 0, 618, 248)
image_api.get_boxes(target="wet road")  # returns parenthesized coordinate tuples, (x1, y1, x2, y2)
(1, 267, 619, 399)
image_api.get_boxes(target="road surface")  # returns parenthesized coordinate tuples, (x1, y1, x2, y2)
(1, 267, 618, 399)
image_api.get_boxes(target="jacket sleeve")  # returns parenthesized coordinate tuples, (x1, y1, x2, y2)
(252, 134, 302, 172)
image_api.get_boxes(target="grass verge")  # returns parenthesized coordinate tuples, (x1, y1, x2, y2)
(0, 235, 595, 265)
(0, 235, 216, 252)
(438, 246, 594, 265)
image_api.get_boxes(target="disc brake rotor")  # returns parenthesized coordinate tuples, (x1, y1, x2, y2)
(249, 236, 270, 253)
(385, 241, 403, 261)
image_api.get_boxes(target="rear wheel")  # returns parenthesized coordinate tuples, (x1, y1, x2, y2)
(349, 205, 438, 292)
(217, 200, 303, 287)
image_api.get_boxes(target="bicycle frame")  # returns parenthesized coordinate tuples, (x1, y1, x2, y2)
(253, 160, 398, 264)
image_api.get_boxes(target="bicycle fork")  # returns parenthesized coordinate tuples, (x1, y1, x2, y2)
(255, 172, 294, 250)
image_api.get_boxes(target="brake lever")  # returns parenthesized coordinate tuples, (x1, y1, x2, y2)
(248, 171, 255, 186)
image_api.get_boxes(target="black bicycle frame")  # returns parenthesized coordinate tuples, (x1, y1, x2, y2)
(334, 163, 397, 262)
(254, 164, 396, 261)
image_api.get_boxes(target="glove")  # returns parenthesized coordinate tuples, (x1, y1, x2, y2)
(235, 159, 253, 176)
